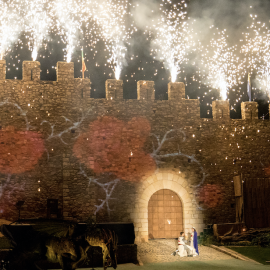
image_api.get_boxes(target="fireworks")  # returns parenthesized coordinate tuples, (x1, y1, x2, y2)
(1, 0, 270, 110)
(0, 0, 22, 60)
(89, 0, 133, 79)
(241, 15, 270, 97)
(200, 29, 238, 100)
(0, 0, 133, 74)
(150, 0, 191, 83)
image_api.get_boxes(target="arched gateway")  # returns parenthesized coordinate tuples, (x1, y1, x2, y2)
(148, 189, 183, 239)
(132, 171, 205, 243)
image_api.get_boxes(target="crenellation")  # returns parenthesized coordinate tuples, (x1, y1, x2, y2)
(137, 80, 155, 100)
(23, 61, 40, 81)
(212, 100, 230, 121)
(57, 61, 74, 82)
(0, 60, 6, 80)
(241, 102, 258, 120)
(106, 79, 123, 100)
(168, 82, 185, 100)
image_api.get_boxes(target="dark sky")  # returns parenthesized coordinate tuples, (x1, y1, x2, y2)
(5, 0, 270, 119)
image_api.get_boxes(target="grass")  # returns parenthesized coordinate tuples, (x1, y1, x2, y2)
(227, 246, 270, 265)
(0, 237, 12, 249)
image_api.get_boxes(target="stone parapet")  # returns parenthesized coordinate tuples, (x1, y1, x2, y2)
(212, 100, 230, 121)
(0, 60, 6, 80)
(168, 82, 185, 100)
(106, 79, 123, 100)
(57, 62, 74, 82)
(241, 102, 258, 120)
(23, 61, 40, 81)
(137, 80, 155, 100)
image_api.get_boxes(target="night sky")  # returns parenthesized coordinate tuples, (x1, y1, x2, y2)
(4, 0, 270, 119)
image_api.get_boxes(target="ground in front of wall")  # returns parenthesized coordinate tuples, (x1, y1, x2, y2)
(138, 238, 232, 263)
(227, 246, 270, 265)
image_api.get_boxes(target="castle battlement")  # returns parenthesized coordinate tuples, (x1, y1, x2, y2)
(0, 60, 265, 121)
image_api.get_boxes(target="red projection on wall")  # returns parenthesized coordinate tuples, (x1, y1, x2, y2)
(198, 184, 223, 208)
(73, 116, 156, 181)
(0, 126, 45, 174)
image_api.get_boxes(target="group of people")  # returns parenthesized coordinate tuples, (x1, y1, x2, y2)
(171, 227, 199, 257)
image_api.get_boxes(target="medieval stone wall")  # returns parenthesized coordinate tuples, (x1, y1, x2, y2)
(0, 60, 269, 242)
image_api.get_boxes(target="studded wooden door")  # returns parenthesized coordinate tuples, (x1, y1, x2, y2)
(148, 189, 183, 239)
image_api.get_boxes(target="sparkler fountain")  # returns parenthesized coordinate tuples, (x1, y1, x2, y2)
(242, 15, 270, 97)
(0, 1, 22, 60)
(201, 29, 237, 101)
(151, 1, 192, 83)
(90, 0, 132, 80)
(23, 0, 53, 61)
(54, 0, 83, 63)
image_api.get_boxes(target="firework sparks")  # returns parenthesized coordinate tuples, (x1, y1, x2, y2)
(88, 0, 132, 79)
(241, 15, 270, 97)
(200, 29, 238, 100)
(0, 1, 22, 60)
(150, 1, 192, 82)
(23, 0, 53, 61)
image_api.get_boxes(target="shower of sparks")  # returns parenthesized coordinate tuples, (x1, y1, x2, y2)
(53, 0, 83, 62)
(0, 1, 22, 60)
(88, 0, 133, 79)
(241, 15, 270, 97)
(1, 1, 270, 112)
(151, 0, 193, 83)
(23, 0, 53, 61)
(200, 28, 238, 101)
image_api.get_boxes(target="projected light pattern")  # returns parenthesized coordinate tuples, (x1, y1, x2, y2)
(73, 116, 156, 182)
(150, 128, 208, 210)
(0, 101, 45, 203)
(79, 165, 119, 216)
(41, 108, 94, 145)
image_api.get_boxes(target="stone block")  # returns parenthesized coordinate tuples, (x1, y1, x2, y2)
(241, 102, 258, 120)
(57, 61, 74, 82)
(23, 61, 40, 81)
(0, 60, 6, 80)
(168, 82, 185, 100)
(137, 80, 155, 100)
(212, 100, 230, 121)
(106, 79, 123, 100)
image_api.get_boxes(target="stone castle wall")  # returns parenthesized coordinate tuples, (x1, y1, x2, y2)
(0, 60, 269, 242)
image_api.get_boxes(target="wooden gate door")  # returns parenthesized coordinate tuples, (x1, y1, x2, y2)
(148, 189, 183, 239)
(243, 179, 270, 228)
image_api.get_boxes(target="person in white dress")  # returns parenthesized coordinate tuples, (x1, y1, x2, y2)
(171, 232, 192, 257)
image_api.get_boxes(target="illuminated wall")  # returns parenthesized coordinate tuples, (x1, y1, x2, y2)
(0, 60, 269, 242)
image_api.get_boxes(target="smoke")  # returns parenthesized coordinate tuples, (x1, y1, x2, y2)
(132, 0, 161, 31)
(188, 0, 270, 45)
(0, 1, 22, 60)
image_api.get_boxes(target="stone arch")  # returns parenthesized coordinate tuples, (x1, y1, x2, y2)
(132, 170, 205, 243)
